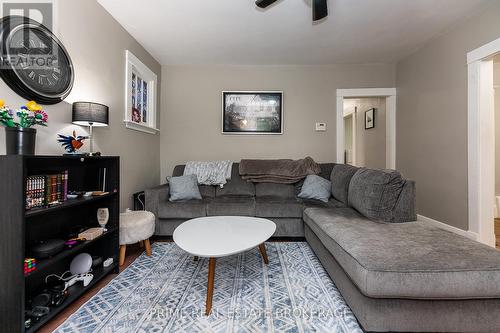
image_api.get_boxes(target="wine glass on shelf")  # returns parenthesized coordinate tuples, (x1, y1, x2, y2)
(97, 208, 109, 232)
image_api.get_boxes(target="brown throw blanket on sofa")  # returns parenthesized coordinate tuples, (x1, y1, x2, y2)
(239, 157, 321, 183)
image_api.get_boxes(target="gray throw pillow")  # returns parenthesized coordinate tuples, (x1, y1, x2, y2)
(168, 175, 202, 201)
(298, 175, 332, 203)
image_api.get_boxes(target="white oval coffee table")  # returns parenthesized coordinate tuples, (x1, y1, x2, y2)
(173, 216, 276, 315)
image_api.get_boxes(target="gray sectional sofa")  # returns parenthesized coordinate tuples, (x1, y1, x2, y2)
(145, 163, 340, 237)
(145, 162, 500, 332)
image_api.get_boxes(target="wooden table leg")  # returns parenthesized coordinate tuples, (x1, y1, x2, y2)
(205, 257, 216, 315)
(259, 243, 269, 265)
(119, 245, 126, 266)
(144, 239, 152, 256)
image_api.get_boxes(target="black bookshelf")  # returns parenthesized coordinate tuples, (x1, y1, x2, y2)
(0, 155, 120, 333)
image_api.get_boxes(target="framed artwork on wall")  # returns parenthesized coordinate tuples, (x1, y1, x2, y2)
(222, 91, 283, 134)
(124, 50, 158, 134)
(365, 108, 375, 129)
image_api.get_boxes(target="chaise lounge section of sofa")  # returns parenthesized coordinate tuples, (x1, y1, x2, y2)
(304, 164, 500, 332)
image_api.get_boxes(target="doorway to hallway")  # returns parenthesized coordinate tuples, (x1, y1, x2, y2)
(343, 97, 388, 169)
(336, 88, 396, 169)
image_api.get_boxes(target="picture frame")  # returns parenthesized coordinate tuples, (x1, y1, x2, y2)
(365, 108, 375, 129)
(124, 50, 159, 134)
(222, 91, 283, 134)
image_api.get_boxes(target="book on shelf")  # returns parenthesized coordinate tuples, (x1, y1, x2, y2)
(25, 170, 69, 210)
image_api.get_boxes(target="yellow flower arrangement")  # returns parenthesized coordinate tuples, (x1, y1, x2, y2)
(0, 100, 48, 128)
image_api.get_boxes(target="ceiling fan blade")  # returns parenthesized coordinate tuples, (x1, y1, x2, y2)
(255, 0, 279, 9)
(312, 0, 328, 21)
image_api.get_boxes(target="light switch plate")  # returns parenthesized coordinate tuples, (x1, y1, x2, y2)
(315, 122, 327, 131)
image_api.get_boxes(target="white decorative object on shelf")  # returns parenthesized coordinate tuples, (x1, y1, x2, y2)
(124, 50, 159, 134)
(97, 207, 109, 232)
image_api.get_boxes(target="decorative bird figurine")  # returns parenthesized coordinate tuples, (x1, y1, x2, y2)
(57, 130, 89, 154)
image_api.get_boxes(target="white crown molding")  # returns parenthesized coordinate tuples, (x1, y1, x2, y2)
(418, 214, 479, 241)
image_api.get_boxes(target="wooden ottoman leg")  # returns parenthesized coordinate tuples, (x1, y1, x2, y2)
(144, 239, 152, 256)
(119, 245, 127, 266)
(139, 240, 144, 247)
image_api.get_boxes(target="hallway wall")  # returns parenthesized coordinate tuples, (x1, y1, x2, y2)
(343, 97, 386, 169)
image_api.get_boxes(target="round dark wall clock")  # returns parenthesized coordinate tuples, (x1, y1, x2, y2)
(0, 16, 74, 104)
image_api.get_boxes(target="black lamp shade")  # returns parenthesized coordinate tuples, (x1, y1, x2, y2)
(72, 102, 109, 127)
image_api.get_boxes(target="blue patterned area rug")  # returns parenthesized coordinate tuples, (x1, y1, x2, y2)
(55, 242, 362, 333)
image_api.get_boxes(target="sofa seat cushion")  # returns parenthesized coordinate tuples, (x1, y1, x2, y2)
(303, 207, 500, 300)
(206, 196, 255, 216)
(158, 199, 207, 219)
(255, 196, 304, 218)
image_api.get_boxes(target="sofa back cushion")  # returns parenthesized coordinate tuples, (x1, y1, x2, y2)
(318, 163, 336, 180)
(171, 165, 215, 198)
(255, 183, 296, 198)
(172, 165, 185, 177)
(348, 168, 406, 223)
(216, 163, 255, 197)
(330, 164, 359, 205)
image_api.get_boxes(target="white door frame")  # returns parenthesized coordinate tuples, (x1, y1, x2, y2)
(336, 88, 397, 169)
(467, 37, 500, 247)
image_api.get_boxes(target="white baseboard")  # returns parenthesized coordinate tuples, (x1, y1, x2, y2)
(417, 215, 479, 241)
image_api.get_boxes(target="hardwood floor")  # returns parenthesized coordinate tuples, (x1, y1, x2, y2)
(38, 243, 145, 333)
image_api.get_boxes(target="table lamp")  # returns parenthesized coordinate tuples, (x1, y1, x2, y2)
(72, 102, 109, 156)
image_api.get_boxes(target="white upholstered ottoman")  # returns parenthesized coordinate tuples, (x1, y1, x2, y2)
(119, 210, 155, 266)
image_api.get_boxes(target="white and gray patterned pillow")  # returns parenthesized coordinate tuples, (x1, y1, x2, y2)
(298, 175, 332, 203)
(168, 175, 202, 201)
(183, 160, 233, 187)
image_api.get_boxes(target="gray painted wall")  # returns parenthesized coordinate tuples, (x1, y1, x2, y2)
(160, 64, 395, 179)
(396, 1, 500, 230)
(0, 0, 161, 210)
(344, 97, 386, 169)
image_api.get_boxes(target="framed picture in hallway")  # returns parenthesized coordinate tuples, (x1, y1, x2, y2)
(124, 50, 159, 134)
(222, 91, 283, 134)
(365, 108, 375, 129)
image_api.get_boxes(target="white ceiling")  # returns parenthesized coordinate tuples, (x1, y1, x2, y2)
(98, 0, 487, 65)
